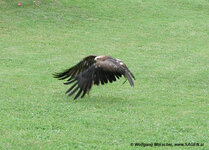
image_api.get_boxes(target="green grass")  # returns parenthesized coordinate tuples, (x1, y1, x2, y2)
(0, 0, 209, 149)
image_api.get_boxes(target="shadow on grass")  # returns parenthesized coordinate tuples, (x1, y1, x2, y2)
(52, 91, 139, 105)
(74, 95, 125, 103)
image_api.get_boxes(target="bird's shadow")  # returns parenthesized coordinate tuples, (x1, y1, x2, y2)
(54, 93, 133, 105)
(52, 90, 138, 105)
(72, 95, 126, 103)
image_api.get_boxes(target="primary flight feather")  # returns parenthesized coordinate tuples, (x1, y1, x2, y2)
(53, 55, 135, 100)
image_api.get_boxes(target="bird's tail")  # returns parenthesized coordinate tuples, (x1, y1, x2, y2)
(124, 70, 134, 87)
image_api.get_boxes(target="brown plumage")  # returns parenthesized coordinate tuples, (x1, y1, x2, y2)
(53, 55, 135, 100)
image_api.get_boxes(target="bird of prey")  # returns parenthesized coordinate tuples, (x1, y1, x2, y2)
(53, 55, 135, 100)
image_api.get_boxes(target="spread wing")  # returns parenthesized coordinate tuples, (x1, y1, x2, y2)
(64, 58, 135, 100)
(53, 55, 97, 80)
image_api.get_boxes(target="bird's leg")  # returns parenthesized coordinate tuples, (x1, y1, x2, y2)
(122, 79, 127, 85)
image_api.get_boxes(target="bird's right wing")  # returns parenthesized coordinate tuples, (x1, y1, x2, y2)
(53, 55, 97, 80)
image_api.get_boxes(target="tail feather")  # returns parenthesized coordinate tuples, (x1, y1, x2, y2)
(125, 71, 134, 87)
(129, 71, 135, 80)
(126, 69, 135, 80)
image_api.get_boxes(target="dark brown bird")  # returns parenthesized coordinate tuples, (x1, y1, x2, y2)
(53, 55, 135, 100)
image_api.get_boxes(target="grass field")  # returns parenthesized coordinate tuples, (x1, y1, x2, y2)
(0, 0, 209, 149)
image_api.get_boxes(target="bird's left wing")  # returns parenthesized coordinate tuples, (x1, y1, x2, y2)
(64, 59, 134, 100)
(53, 55, 97, 80)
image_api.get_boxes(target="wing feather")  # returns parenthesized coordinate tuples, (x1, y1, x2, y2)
(68, 86, 79, 96)
(74, 89, 83, 100)
(65, 81, 78, 94)
(53, 55, 97, 80)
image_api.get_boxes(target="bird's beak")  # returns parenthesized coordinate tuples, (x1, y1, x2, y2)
(94, 57, 98, 62)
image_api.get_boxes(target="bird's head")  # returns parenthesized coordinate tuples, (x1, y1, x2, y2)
(94, 55, 106, 62)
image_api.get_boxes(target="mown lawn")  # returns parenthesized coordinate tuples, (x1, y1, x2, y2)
(0, 0, 208, 149)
